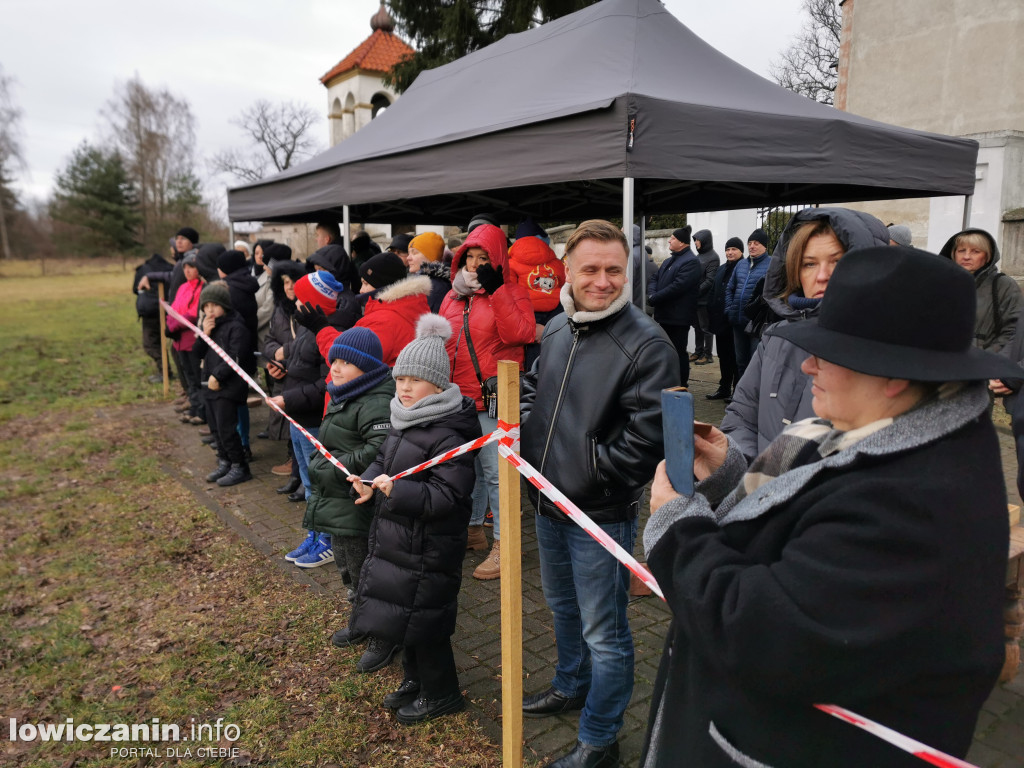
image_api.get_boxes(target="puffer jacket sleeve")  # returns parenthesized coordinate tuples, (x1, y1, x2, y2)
(990, 275, 1024, 353)
(720, 343, 766, 464)
(489, 282, 537, 346)
(724, 261, 743, 326)
(337, 394, 393, 475)
(595, 335, 680, 488)
(382, 434, 476, 522)
(316, 326, 342, 363)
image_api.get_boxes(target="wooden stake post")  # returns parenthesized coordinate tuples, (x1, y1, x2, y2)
(497, 360, 523, 767)
(157, 282, 170, 398)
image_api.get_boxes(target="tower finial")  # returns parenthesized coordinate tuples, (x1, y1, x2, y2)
(370, 1, 394, 33)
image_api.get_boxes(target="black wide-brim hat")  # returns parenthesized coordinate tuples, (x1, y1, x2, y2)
(773, 245, 1024, 382)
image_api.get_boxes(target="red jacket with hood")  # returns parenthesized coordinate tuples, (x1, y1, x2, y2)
(439, 224, 536, 411)
(507, 236, 565, 313)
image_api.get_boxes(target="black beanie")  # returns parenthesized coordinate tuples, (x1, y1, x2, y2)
(725, 237, 745, 252)
(176, 226, 200, 244)
(263, 243, 293, 262)
(672, 226, 691, 243)
(748, 228, 769, 249)
(217, 249, 248, 275)
(360, 252, 408, 290)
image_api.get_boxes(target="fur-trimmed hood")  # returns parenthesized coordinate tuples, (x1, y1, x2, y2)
(374, 273, 432, 304)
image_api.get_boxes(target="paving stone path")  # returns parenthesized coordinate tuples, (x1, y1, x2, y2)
(160, 358, 1024, 767)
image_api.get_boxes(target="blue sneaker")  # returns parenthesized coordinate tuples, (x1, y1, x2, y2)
(285, 530, 317, 563)
(294, 535, 334, 568)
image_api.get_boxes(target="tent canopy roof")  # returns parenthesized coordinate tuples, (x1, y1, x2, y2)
(228, 0, 977, 224)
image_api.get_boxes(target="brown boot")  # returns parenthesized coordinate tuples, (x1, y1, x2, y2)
(473, 541, 501, 580)
(466, 525, 488, 551)
(271, 458, 293, 476)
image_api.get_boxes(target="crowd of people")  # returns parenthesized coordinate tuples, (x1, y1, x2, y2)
(132, 209, 1022, 768)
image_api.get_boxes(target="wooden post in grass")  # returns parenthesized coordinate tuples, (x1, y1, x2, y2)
(498, 359, 523, 767)
(157, 282, 169, 398)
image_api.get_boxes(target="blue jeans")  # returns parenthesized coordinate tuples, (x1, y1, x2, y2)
(236, 403, 250, 447)
(469, 412, 500, 541)
(535, 512, 637, 747)
(290, 423, 320, 496)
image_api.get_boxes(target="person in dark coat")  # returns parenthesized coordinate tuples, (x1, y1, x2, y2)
(691, 229, 721, 365)
(348, 314, 481, 725)
(630, 224, 656, 311)
(309, 242, 359, 296)
(721, 208, 890, 463)
(194, 281, 255, 488)
(704, 237, 744, 400)
(216, 248, 260, 459)
(641, 246, 1016, 768)
(351, 231, 382, 272)
(724, 228, 772, 378)
(647, 225, 701, 386)
(133, 251, 174, 381)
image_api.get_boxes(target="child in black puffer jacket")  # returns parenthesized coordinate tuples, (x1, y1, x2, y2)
(348, 313, 481, 725)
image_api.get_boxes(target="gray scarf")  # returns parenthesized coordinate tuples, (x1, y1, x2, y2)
(389, 383, 464, 430)
(451, 268, 481, 297)
(559, 282, 631, 323)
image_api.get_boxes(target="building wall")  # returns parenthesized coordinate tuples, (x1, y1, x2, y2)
(325, 70, 398, 147)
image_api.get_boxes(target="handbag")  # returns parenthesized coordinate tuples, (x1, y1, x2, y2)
(462, 302, 499, 418)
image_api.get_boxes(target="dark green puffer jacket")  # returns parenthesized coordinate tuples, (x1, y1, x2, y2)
(303, 377, 395, 537)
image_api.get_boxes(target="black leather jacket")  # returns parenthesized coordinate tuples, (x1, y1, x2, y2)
(521, 299, 680, 523)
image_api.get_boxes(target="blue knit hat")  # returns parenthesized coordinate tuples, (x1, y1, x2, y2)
(328, 327, 386, 374)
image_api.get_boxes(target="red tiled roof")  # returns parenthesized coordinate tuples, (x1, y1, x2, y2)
(320, 30, 414, 84)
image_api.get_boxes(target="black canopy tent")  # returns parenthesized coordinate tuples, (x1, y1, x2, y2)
(227, 0, 978, 225)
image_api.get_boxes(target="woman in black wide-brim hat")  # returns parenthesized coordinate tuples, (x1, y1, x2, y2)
(639, 245, 1020, 768)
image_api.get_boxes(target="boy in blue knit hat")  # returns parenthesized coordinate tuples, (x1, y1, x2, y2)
(300, 326, 398, 672)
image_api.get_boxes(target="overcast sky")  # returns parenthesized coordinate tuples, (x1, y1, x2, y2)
(3, 0, 804, 207)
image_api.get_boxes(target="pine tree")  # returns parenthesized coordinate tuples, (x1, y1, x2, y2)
(385, 0, 600, 92)
(50, 142, 140, 257)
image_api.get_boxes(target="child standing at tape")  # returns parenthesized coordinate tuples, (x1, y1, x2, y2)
(194, 281, 255, 487)
(302, 327, 396, 673)
(348, 314, 481, 724)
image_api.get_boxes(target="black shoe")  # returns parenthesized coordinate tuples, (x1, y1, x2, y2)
(705, 389, 730, 400)
(383, 679, 421, 709)
(256, 431, 270, 440)
(544, 741, 619, 768)
(217, 463, 252, 487)
(522, 687, 588, 718)
(206, 460, 231, 483)
(200, 434, 216, 445)
(243, 445, 253, 462)
(287, 488, 306, 503)
(276, 477, 302, 495)
(331, 627, 367, 648)
(395, 692, 465, 724)
(357, 636, 398, 673)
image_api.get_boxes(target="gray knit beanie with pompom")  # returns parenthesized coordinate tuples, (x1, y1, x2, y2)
(393, 314, 453, 388)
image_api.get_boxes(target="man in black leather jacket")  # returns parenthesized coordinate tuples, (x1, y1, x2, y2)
(520, 219, 679, 768)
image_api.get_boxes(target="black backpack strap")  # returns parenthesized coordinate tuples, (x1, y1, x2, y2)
(461, 299, 488, 400)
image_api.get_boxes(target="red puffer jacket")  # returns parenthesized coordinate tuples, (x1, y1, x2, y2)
(508, 235, 565, 312)
(317, 273, 432, 367)
(440, 224, 536, 411)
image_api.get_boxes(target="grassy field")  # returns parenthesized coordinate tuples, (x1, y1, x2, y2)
(0, 266, 500, 767)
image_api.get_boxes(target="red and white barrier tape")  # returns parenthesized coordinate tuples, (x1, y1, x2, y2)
(815, 705, 977, 768)
(160, 301, 980, 767)
(160, 300, 352, 477)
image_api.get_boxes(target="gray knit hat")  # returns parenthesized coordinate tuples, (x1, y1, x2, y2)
(393, 314, 452, 388)
(887, 224, 913, 247)
(199, 280, 232, 311)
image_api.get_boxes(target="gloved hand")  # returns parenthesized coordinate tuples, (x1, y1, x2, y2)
(647, 295, 656, 306)
(294, 301, 329, 334)
(475, 263, 504, 295)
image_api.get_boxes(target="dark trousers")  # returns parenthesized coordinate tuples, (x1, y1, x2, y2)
(403, 638, 459, 699)
(334, 534, 369, 590)
(178, 349, 204, 419)
(141, 316, 162, 369)
(660, 323, 690, 386)
(732, 326, 760, 381)
(715, 330, 737, 394)
(693, 307, 714, 357)
(205, 392, 245, 464)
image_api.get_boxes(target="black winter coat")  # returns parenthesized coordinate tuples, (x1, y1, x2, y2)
(308, 243, 358, 295)
(221, 267, 260, 346)
(642, 386, 1006, 768)
(647, 246, 701, 326)
(521, 297, 679, 522)
(692, 230, 721, 306)
(193, 309, 255, 403)
(419, 260, 452, 313)
(707, 259, 739, 334)
(351, 395, 481, 646)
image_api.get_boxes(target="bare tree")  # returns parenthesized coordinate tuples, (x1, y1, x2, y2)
(106, 75, 200, 249)
(211, 100, 322, 183)
(769, 0, 841, 106)
(0, 65, 26, 260)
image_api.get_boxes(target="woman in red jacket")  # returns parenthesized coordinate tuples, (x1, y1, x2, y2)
(439, 223, 536, 579)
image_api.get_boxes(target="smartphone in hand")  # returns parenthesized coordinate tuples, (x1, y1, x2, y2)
(662, 387, 695, 496)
